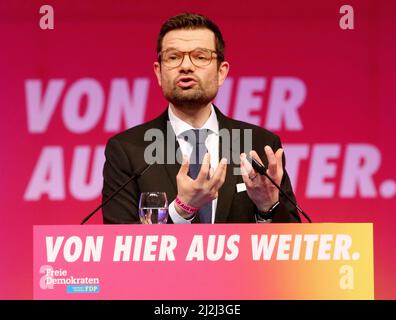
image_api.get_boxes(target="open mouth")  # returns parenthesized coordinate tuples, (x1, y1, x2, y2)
(176, 77, 198, 88)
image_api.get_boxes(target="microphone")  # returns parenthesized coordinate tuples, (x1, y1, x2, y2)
(81, 163, 153, 224)
(246, 155, 312, 223)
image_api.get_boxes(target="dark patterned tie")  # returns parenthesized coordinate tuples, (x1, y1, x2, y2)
(182, 129, 212, 223)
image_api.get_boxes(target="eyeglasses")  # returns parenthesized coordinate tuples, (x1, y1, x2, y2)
(158, 48, 218, 68)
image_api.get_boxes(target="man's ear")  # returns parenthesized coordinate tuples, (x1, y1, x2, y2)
(153, 62, 162, 87)
(217, 61, 230, 86)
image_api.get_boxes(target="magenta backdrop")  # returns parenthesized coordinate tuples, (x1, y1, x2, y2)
(0, 1, 395, 299)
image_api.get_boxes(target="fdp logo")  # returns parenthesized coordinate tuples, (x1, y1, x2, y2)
(39, 265, 55, 289)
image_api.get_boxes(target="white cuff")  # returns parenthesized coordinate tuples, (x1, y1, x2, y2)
(168, 200, 194, 224)
(255, 214, 272, 224)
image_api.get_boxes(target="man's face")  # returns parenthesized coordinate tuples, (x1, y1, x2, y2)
(154, 28, 229, 109)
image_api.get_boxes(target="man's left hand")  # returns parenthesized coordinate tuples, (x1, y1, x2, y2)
(240, 146, 284, 212)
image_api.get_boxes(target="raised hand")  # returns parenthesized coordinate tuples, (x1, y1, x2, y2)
(175, 153, 227, 218)
(240, 146, 284, 212)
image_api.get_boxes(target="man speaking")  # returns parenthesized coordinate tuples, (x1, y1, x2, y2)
(102, 13, 301, 224)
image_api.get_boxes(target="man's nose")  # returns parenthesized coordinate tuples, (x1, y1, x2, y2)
(179, 53, 195, 71)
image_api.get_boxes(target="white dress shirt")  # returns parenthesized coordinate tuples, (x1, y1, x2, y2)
(167, 104, 219, 224)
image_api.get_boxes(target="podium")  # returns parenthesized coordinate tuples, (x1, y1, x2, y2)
(33, 223, 374, 300)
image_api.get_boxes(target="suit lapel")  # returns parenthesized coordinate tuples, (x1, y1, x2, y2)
(214, 107, 238, 223)
(151, 109, 181, 200)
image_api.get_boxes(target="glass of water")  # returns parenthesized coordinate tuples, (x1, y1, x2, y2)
(139, 192, 168, 224)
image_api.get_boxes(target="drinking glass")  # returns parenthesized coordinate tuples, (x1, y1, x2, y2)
(138, 192, 168, 224)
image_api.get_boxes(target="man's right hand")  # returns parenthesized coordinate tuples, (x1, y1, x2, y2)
(175, 153, 228, 219)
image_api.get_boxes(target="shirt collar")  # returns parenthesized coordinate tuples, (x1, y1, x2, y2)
(168, 104, 219, 137)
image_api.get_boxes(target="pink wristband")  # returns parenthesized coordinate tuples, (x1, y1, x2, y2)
(175, 197, 198, 215)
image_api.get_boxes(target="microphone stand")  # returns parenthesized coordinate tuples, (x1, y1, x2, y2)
(81, 164, 152, 225)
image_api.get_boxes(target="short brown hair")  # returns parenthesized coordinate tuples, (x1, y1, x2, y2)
(157, 13, 225, 63)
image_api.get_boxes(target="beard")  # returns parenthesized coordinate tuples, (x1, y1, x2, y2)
(162, 79, 218, 110)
